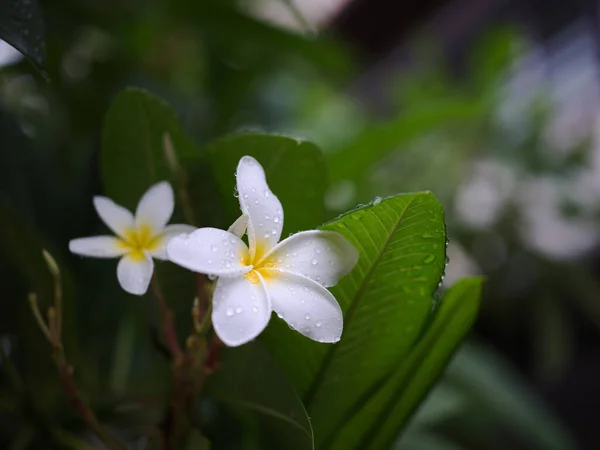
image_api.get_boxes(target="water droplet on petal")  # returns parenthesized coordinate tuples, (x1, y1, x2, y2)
(274, 216, 280, 223)
(277, 312, 284, 319)
(264, 232, 270, 238)
(305, 313, 311, 320)
(211, 244, 218, 252)
(315, 248, 321, 254)
(316, 320, 322, 327)
(229, 236, 237, 244)
(311, 258, 318, 266)
(264, 189, 270, 197)
(243, 193, 249, 199)
(252, 305, 259, 313)
(265, 214, 270, 220)
(226, 307, 234, 317)
(228, 249, 235, 258)
(235, 306, 243, 314)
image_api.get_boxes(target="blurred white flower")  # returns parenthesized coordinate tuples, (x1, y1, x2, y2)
(69, 182, 195, 295)
(167, 156, 358, 347)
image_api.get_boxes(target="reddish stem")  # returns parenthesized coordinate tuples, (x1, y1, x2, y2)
(151, 276, 184, 361)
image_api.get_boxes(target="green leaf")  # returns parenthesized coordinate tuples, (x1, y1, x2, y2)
(261, 192, 448, 447)
(205, 342, 314, 450)
(204, 133, 327, 234)
(101, 87, 200, 212)
(0, 0, 45, 72)
(348, 277, 482, 450)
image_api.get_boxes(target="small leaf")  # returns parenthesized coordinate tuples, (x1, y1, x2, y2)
(0, 0, 45, 71)
(261, 192, 448, 447)
(205, 133, 327, 234)
(205, 342, 314, 450)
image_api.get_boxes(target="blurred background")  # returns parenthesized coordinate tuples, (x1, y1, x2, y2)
(1, 0, 600, 448)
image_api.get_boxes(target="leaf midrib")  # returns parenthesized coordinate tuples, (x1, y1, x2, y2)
(304, 196, 417, 408)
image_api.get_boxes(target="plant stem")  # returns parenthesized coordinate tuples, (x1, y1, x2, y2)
(52, 349, 126, 450)
(151, 276, 183, 361)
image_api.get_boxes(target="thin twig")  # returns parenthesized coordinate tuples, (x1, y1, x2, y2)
(30, 249, 127, 450)
(28, 293, 52, 342)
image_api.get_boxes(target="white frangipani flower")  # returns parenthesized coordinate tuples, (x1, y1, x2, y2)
(69, 182, 196, 295)
(167, 156, 358, 347)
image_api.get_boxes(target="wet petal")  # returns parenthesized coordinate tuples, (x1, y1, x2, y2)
(166, 227, 252, 277)
(150, 224, 197, 260)
(261, 230, 358, 287)
(228, 214, 249, 238)
(236, 156, 283, 260)
(263, 270, 342, 343)
(69, 236, 127, 258)
(117, 253, 153, 295)
(135, 181, 174, 234)
(93, 196, 134, 238)
(212, 274, 272, 347)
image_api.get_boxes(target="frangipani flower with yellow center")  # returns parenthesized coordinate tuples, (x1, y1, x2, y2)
(167, 156, 358, 347)
(69, 182, 195, 295)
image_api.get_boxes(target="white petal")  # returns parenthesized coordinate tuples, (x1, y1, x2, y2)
(228, 214, 248, 238)
(93, 196, 135, 238)
(236, 156, 283, 260)
(166, 227, 252, 277)
(69, 236, 127, 258)
(135, 181, 174, 234)
(263, 270, 342, 343)
(117, 253, 154, 295)
(150, 224, 197, 260)
(212, 274, 272, 347)
(261, 230, 358, 287)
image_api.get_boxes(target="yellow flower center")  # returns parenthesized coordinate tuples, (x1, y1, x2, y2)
(243, 241, 275, 284)
(117, 224, 163, 261)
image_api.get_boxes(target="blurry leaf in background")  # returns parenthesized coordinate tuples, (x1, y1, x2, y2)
(204, 342, 313, 450)
(0, 0, 45, 72)
(326, 99, 482, 187)
(101, 87, 200, 212)
(434, 341, 576, 450)
(261, 192, 448, 447)
(205, 133, 327, 234)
